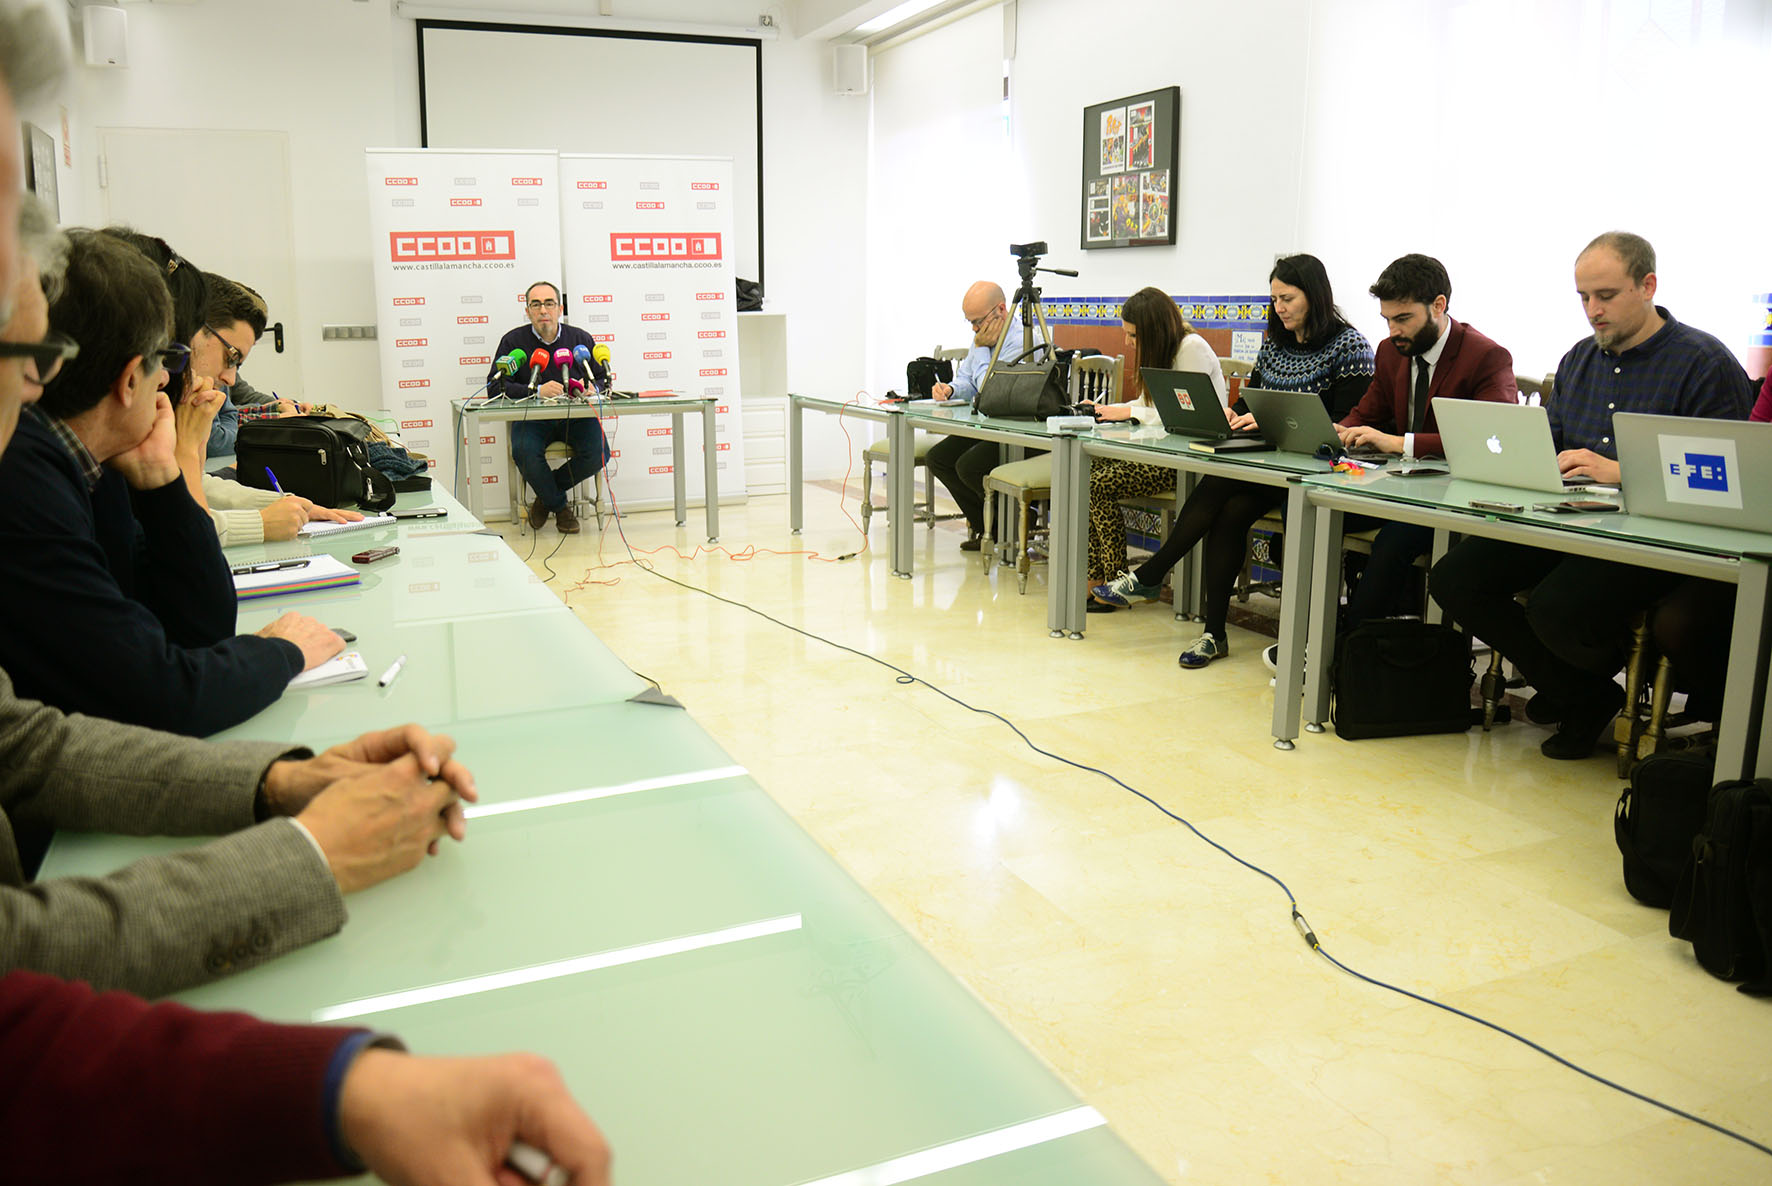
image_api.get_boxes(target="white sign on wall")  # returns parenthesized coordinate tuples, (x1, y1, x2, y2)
(364, 148, 562, 498)
(559, 153, 745, 511)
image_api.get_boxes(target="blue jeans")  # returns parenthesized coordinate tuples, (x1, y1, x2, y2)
(509, 418, 609, 511)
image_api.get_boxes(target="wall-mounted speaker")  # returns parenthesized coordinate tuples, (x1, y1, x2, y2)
(832, 44, 867, 96)
(82, 6, 129, 69)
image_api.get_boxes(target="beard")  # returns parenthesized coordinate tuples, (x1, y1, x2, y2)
(1392, 318, 1442, 357)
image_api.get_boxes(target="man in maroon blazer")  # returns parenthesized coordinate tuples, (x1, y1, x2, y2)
(1333, 254, 1518, 627)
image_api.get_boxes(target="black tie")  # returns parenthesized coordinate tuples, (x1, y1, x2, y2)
(1410, 358, 1430, 434)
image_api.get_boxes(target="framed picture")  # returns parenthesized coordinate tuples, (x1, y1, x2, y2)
(1080, 87, 1178, 250)
(22, 122, 57, 221)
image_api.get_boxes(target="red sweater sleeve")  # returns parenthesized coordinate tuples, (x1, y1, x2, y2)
(0, 970, 359, 1185)
(1752, 374, 1772, 423)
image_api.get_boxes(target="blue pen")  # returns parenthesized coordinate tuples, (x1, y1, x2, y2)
(264, 466, 284, 494)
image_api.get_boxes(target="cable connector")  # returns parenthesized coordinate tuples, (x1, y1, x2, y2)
(1291, 908, 1319, 951)
(837, 551, 858, 561)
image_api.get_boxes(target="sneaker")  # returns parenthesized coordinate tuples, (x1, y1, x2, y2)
(1090, 569, 1160, 608)
(1177, 633, 1228, 669)
(555, 505, 580, 534)
(1261, 643, 1279, 672)
(526, 499, 550, 530)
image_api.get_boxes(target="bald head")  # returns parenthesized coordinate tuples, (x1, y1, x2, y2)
(962, 281, 1007, 348)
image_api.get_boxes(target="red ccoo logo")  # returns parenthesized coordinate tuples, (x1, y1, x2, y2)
(396, 337, 427, 348)
(397, 379, 430, 389)
(392, 296, 425, 307)
(610, 233, 722, 262)
(648, 466, 673, 475)
(643, 351, 671, 360)
(582, 294, 612, 303)
(460, 356, 491, 366)
(696, 292, 725, 301)
(449, 197, 482, 207)
(401, 419, 433, 430)
(635, 201, 664, 210)
(700, 368, 728, 377)
(511, 177, 543, 186)
(641, 312, 670, 321)
(389, 231, 516, 262)
(690, 182, 720, 191)
(456, 315, 489, 324)
(384, 177, 417, 186)
(647, 428, 671, 437)
(576, 180, 607, 190)
(697, 330, 725, 339)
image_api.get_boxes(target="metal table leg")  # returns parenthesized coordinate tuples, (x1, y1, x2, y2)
(1270, 480, 1316, 750)
(1719, 558, 1772, 780)
(670, 412, 687, 527)
(702, 402, 720, 543)
(789, 396, 803, 534)
(1302, 502, 1344, 733)
(888, 411, 914, 578)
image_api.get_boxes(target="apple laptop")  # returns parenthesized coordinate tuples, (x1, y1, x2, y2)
(1432, 398, 1578, 494)
(1614, 413, 1772, 534)
(1141, 368, 1255, 441)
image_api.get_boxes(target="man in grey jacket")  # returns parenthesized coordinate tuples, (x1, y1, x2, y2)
(0, 165, 477, 999)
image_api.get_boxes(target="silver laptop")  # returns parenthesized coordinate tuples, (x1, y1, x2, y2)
(1241, 387, 1342, 455)
(1614, 413, 1772, 533)
(1432, 398, 1574, 494)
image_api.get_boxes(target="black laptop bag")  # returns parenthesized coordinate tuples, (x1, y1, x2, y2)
(235, 416, 396, 511)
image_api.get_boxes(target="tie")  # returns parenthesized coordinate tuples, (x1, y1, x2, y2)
(1410, 358, 1430, 434)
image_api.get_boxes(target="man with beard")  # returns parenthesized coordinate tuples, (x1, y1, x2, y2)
(1329, 253, 1517, 630)
(1430, 233, 1752, 759)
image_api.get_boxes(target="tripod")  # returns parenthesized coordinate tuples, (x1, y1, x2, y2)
(982, 250, 1077, 381)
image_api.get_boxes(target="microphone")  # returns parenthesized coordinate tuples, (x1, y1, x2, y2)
(493, 352, 520, 378)
(571, 343, 598, 389)
(592, 342, 612, 373)
(525, 347, 550, 393)
(553, 347, 573, 377)
(566, 377, 585, 396)
(501, 348, 527, 375)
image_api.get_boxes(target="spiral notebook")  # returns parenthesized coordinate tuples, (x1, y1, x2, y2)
(232, 554, 361, 600)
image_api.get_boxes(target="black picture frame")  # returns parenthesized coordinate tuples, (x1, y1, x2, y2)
(1080, 86, 1178, 250)
(22, 122, 57, 221)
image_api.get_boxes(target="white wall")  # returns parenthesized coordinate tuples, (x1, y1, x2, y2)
(37, 0, 870, 479)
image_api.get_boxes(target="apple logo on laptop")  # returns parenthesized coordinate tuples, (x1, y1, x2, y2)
(1486, 434, 1503, 454)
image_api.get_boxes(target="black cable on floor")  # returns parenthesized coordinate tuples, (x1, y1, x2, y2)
(623, 556, 1772, 1162)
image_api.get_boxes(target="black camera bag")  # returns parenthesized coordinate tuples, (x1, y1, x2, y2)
(235, 416, 396, 511)
(906, 356, 954, 397)
(1615, 750, 1715, 908)
(1329, 618, 1474, 740)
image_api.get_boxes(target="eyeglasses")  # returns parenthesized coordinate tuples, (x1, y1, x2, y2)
(527, 298, 560, 311)
(0, 331, 79, 383)
(966, 308, 999, 330)
(205, 325, 245, 371)
(156, 342, 191, 375)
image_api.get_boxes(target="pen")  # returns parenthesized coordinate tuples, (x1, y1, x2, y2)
(377, 654, 407, 688)
(229, 559, 312, 575)
(264, 466, 284, 494)
(505, 1141, 567, 1186)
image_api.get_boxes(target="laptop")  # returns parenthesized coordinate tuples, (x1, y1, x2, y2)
(1614, 413, 1772, 534)
(1239, 387, 1342, 456)
(1432, 398, 1587, 494)
(1141, 368, 1267, 451)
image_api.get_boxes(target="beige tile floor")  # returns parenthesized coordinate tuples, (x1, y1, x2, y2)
(496, 485, 1772, 1185)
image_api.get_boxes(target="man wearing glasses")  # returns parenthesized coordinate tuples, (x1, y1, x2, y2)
(487, 280, 611, 535)
(926, 280, 1031, 551)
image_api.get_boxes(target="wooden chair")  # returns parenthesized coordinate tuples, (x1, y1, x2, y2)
(1614, 612, 1712, 776)
(860, 345, 970, 532)
(982, 354, 1122, 593)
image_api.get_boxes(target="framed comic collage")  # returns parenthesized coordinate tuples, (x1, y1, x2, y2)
(1080, 86, 1179, 250)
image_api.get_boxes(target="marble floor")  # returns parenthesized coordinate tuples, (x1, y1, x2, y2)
(494, 484, 1772, 1185)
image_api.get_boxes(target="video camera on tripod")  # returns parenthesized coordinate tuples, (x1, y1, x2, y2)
(977, 242, 1082, 418)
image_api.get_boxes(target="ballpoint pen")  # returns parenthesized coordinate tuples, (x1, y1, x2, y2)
(264, 466, 284, 494)
(377, 654, 407, 688)
(229, 558, 312, 576)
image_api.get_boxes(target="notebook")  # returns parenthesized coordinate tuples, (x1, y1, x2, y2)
(1614, 413, 1772, 534)
(298, 513, 396, 539)
(289, 651, 369, 689)
(1240, 387, 1344, 455)
(232, 554, 362, 600)
(1142, 368, 1267, 452)
(1432, 398, 1584, 494)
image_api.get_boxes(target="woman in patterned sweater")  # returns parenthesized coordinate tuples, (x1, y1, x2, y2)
(1090, 254, 1374, 668)
(1084, 286, 1227, 589)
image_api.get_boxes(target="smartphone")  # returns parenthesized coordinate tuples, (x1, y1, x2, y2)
(1468, 499, 1524, 513)
(332, 627, 357, 643)
(388, 507, 447, 520)
(1536, 500, 1622, 514)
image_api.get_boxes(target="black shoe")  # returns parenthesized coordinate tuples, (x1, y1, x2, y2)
(1524, 692, 1565, 726)
(1085, 600, 1118, 614)
(959, 533, 983, 553)
(1540, 683, 1625, 760)
(526, 499, 550, 530)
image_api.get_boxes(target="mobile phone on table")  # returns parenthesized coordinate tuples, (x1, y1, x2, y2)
(1467, 499, 1524, 513)
(352, 546, 399, 564)
(1536, 500, 1621, 514)
(388, 507, 447, 519)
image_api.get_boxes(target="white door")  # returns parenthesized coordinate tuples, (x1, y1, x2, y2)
(97, 127, 303, 398)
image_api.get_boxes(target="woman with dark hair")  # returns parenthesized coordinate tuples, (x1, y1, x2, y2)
(1084, 286, 1225, 589)
(98, 229, 208, 398)
(1090, 254, 1374, 669)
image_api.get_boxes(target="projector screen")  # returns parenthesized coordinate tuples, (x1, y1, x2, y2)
(417, 21, 764, 287)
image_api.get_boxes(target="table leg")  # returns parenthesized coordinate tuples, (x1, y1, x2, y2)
(1047, 436, 1073, 638)
(1061, 441, 1090, 638)
(789, 397, 803, 534)
(1270, 480, 1316, 750)
(1718, 558, 1772, 781)
(888, 412, 914, 578)
(1301, 502, 1343, 732)
(462, 406, 486, 522)
(702, 402, 720, 543)
(670, 412, 687, 527)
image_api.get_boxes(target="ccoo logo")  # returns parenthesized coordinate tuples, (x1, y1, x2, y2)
(609, 232, 723, 262)
(390, 231, 516, 262)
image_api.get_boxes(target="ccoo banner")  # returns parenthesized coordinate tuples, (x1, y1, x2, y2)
(559, 153, 746, 512)
(364, 148, 562, 499)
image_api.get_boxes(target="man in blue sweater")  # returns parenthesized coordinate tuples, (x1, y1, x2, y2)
(488, 280, 610, 535)
(0, 229, 341, 736)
